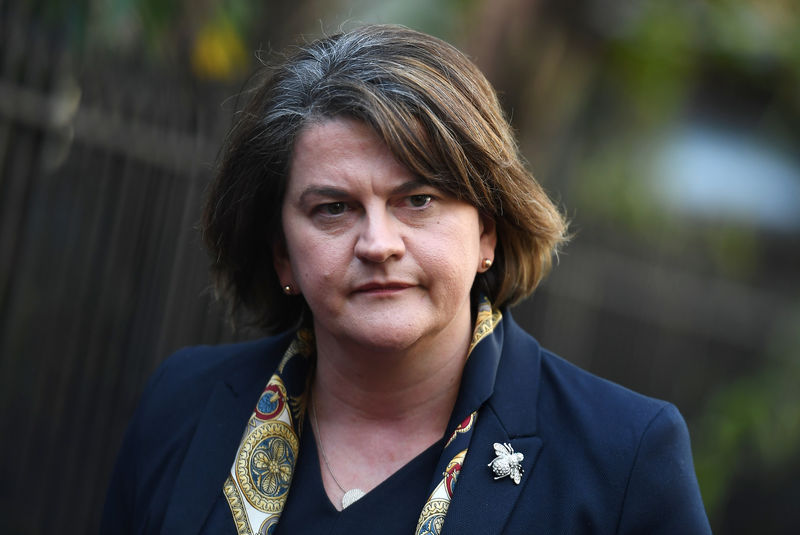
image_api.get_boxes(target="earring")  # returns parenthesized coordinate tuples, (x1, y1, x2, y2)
(482, 258, 493, 270)
(282, 284, 294, 295)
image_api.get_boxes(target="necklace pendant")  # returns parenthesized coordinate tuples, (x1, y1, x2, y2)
(341, 488, 366, 509)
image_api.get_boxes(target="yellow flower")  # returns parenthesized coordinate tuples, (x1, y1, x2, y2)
(191, 18, 247, 80)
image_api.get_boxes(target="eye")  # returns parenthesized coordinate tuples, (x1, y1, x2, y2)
(318, 202, 347, 215)
(407, 194, 433, 208)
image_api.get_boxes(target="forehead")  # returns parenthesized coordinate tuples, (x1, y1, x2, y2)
(287, 117, 415, 193)
(293, 117, 382, 157)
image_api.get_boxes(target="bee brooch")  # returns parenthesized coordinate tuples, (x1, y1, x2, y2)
(488, 442, 524, 484)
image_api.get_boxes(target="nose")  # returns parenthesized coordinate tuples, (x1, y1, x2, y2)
(353, 208, 405, 263)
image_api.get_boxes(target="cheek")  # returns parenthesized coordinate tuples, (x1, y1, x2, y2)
(288, 233, 349, 286)
(441, 216, 482, 260)
(418, 225, 481, 289)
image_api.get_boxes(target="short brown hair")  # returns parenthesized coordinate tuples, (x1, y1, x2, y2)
(202, 24, 568, 332)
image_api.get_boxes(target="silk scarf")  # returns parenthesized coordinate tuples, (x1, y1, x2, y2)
(224, 298, 502, 535)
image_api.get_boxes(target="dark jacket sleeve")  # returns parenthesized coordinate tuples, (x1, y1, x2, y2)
(616, 403, 712, 534)
(101, 412, 139, 533)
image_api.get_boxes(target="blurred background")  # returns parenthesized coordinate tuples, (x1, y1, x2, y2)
(1, 0, 798, 532)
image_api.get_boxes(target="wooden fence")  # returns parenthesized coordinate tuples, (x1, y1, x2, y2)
(0, 5, 247, 532)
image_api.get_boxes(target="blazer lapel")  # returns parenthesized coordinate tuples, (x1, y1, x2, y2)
(441, 409, 543, 535)
(161, 346, 276, 535)
(442, 315, 544, 535)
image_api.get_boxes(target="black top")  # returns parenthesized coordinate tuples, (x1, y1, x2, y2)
(275, 419, 444, 535)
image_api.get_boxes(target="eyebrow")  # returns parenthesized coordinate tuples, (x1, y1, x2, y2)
(298, 186, 349, 207)
(391, 178, 432, 195)
(297, 179, 432, 206)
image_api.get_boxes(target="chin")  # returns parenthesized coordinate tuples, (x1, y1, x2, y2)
(321, 312, 429, 353)
(345, 324, 425, 353)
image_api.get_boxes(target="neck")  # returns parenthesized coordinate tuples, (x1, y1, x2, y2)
(307, 314, 474, 509)
(311, 323, 471, 427)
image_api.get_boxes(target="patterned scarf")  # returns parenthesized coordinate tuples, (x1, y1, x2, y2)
(224, 299, 502, 535)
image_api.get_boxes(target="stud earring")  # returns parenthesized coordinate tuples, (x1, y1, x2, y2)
(482, 258, 493, 270)
(282, 284, 294, 295)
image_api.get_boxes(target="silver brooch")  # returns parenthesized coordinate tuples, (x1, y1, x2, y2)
(488, 442, 524, 484)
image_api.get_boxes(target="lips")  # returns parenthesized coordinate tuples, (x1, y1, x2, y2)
(353, 281, 414, 294)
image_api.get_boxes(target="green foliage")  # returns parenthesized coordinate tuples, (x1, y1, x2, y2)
(571, 140, 666, 235)
(135, 0, 181, 42)
(606, 1, 697, 126)
(704, 226, 759, 281)
(705, 0, 800, 66)
(693, 309, 800, 519)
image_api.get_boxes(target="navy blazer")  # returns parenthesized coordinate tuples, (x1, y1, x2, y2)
(102, 314, 711, 534)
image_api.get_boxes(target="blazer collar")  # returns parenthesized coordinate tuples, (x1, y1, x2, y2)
(486, 313, 543, 436)
(161, 333, 293, 535)
(442, 313, 544, 534)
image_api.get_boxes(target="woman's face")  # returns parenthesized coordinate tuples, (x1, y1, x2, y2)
(275, 117, 496, 353)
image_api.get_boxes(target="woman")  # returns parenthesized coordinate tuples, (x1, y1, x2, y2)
(102, 25, 711, 534)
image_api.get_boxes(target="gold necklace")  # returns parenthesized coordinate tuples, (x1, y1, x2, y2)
(309, 395, 366, 509)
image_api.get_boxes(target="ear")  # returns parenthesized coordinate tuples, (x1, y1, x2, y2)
(478, 216, 497, 272)
(273, 235, 295, 288)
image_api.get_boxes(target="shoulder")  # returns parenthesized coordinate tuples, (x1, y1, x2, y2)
(534, 350, 710, 533)
(538, 345, 672, 440)
(125, 332, 294, 442)
(132, 332, 294, 437)
(145, 335, 289, 399)
(497, 315, 710, 533)
(125, 332, 298, 479)
(500, 314, 672, 445)
(534, 345, 695, 481)
(102, 332, 295, 532)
